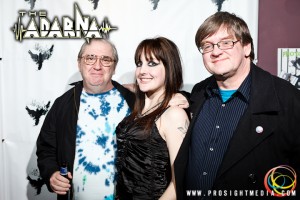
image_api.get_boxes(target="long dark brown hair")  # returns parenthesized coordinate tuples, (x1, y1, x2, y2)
(128, 37, 183, 131)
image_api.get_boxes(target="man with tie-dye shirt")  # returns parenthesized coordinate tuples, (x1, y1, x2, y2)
(36, 39, 135, 200)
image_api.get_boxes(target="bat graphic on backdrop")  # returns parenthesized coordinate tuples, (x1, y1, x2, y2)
(26, 101, 51, 126)
(28, 44, 54, 70)
(212, 0, 226, 12)
(88, 0, 100, 10)
(149, 0, 160, 10)
(27, 176, 45, 195)
(24, 0, 37, 9)
(88, 0, 160, 10)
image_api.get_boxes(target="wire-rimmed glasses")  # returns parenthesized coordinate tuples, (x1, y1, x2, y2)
(79, 55, 115, 67)
(199, 40, 240, 54)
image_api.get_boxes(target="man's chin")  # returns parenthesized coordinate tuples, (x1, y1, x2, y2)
(89, 80, 105, 86)
(214, 72, 229, 80)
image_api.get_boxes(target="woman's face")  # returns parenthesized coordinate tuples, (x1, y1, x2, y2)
(135, 52, 166, 96)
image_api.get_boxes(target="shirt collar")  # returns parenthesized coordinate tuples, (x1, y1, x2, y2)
(205, 71, 252, 103)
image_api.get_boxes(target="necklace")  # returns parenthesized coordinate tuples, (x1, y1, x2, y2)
(136, 101, 162, 118)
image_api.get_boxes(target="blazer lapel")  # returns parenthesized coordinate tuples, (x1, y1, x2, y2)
(216, 64, 281, 177)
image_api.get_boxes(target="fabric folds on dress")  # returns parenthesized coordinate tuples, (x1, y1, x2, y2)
(116, 110, 171, 200)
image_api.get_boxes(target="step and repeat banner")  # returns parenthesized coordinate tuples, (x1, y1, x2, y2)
(0, 0, 258, 199)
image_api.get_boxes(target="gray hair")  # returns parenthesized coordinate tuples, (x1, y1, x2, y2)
(77, 38, 119, 65)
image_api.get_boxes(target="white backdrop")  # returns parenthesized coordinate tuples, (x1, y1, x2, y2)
(0, 0, 258, 199)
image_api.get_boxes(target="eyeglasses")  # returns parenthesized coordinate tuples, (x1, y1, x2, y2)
(199, 40, 240, 54)
(79, 55, 115, 67)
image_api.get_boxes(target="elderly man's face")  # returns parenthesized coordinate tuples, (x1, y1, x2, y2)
(78, 40, 116, 93)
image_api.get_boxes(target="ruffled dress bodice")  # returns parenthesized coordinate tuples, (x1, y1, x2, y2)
(116, 114, 171, 200)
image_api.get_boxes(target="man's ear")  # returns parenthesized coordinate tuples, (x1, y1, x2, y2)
(112, 65, 116, 75)
(77, 60, 81, 72)
(244, 43, 251, 58)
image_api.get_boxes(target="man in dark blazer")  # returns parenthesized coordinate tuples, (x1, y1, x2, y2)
(174, 12, 300, 199)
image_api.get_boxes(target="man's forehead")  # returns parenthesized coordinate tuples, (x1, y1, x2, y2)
(83, 41, 113, 54)
(203, 27, 235, 42)
(88, 40, 111, 48)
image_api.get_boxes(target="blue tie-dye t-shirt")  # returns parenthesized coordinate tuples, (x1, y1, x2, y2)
(73, 88, 131, 200)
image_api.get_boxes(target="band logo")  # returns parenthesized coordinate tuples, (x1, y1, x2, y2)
(12, 3, 117, 42)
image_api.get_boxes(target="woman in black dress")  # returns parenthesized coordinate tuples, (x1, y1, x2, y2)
(116, 37, 189, 200)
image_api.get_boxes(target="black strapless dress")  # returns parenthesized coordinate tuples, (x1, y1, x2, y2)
(116, 113, 171, 200)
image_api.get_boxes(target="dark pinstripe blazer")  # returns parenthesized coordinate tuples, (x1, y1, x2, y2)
(174, 63, 300, 199)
